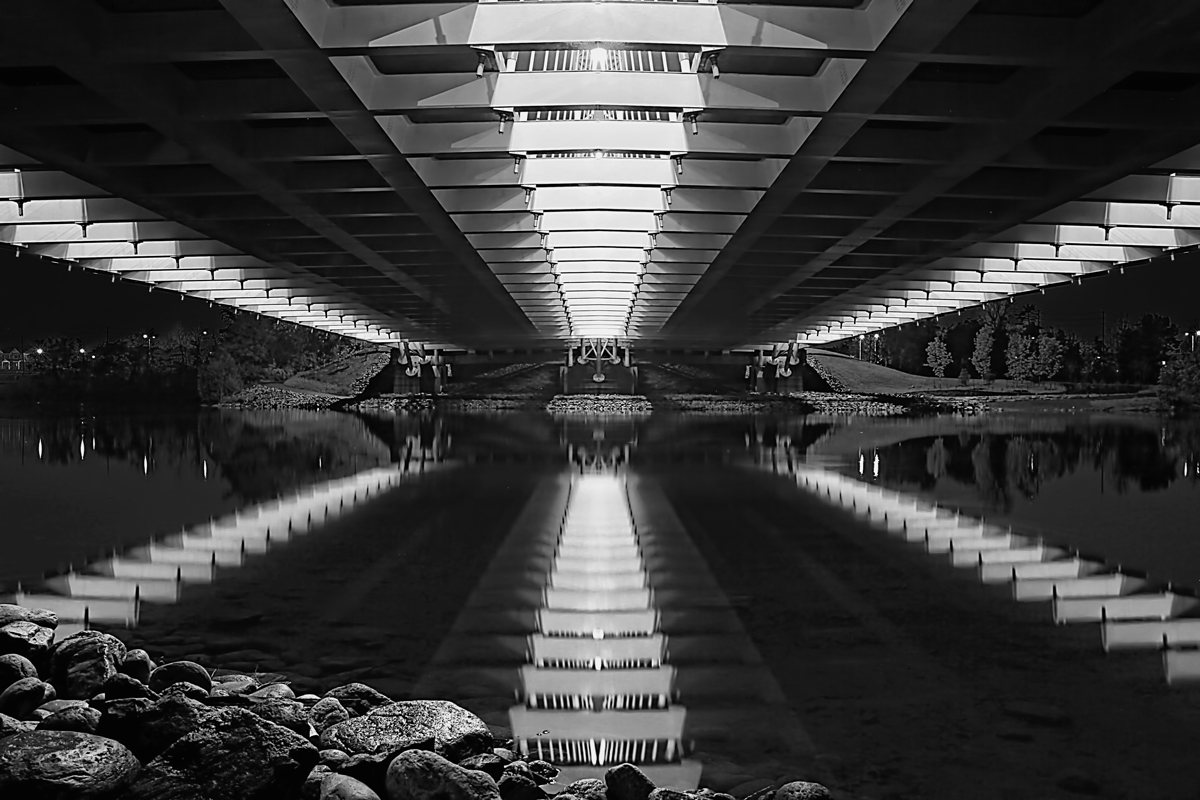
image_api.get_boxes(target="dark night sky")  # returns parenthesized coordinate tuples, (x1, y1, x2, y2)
(1, 245, 1198, 349)
(0, 247, 224, 349)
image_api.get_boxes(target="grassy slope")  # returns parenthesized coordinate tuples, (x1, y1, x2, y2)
(807, 349, 951, 394)
(281, 350, 390, 397)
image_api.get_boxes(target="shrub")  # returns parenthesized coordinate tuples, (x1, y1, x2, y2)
(1159, 352, 1200, 417)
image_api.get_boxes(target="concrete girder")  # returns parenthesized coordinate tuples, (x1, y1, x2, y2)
(536, 186, 668, 213)
(78, 255, 269, 273)
(488, 262, 552, 275)
(660, 214, 745, 235)
(552, 250, 643, 263)
(25, 53, 445, 324)
(1084, 174, 1200, 204)
(665, 189, 763, 215)
(539, 211, 657, 233)
(0, 159, 423, 346)
(412, 157, 787, 190)
(130, 269, 294, 283)
(546, 231, 650, 250)
(378, 117, 817, 158)
(995, 224, 1200, 248)
(1032, 201, 1200, 228)
(291, 0, 906, 53)
(645, 263, 710, 275)
(911, 258, 1112, 277)
(649, 250, 717, 264)
(450, 213, 534, 233)
(220, 0, 537, 342)
(957, 242, 1163, 262)
(655, 233, 732, 250)
(465, 232, 543, 249)
(1, 221, 203, 244)
(25, 240, 243, 260)
(0, 198, 162, 224)
(333, 57, 864, 115)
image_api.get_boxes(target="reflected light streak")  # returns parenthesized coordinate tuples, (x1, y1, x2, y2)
(8, 460, 447, 636)
(776, 460, 1200, 688)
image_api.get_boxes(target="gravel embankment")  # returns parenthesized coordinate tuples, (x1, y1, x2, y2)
(219, 385, 345, 410)
(546, 395, 653, 415)
(342, 394, 437, 413)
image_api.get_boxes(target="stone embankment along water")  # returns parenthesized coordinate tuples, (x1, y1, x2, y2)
(780, 464, 1200, 687)
(0, 466, 438, 639)
(0, 607, 832, 800)
(546, 395, 654, 415)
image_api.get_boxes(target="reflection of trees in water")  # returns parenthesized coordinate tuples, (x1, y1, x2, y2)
(0, 411, 394, 504)
(199, 410, 390, 502)
(0, 415, 204, 473)
(897, 424, 1198, 511)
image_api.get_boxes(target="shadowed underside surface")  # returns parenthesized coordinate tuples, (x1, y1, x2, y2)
(3, 0, 1200, 350)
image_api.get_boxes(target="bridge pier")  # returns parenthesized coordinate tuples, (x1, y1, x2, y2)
(561, 338, 638, 395)
(391, 343, 450, 395)
(744, 344, 806, 394)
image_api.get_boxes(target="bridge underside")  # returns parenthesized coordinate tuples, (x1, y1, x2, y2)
(3, 0, 1200, 351)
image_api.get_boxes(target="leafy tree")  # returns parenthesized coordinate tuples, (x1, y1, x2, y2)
(971, 324, 994, 380)
(1033, 333, 1063, 381)
(1116, 314, 1179, 384)
(1160, 350, 1200, 416)
(1006, 334, 1036, 381)
(925, 333, 952, 378)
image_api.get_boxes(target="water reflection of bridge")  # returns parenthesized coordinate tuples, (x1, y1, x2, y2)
(416, 468, 815, 790)
(0, 460, 448, 639)
(756, 452, 1200, 689)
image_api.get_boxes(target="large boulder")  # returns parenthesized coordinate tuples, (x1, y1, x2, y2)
(321, 700, 491, 762)
(0, 606, 57, 631)
(0, 655, 39, 694)
(0, 713, 35, 739)
(386, 749, 501, 800)
(47, 632, 126, 700)
(310, 696, 351, 734)
(459, 752, 505, 781)
(337, 742, 434, 795)
(773, 782, 831, 800)
(605, 764, 656, 800)
(498, 772, 543, 800)
(103, 673, 159, 702)
(124, 706, 317, 800)
(320, 772, 381, 800)
(247, 698, 312, 737)
(0, 730, 140, 800)
(149, 661, 212, 695)
(36, 706, 102, 735)
(0, 622, 54, 664)
(249, 683, 296, 701)
(323, 683, 391, 716)
(94, 698, 153, 748)
(120, 650, 156, 685)
(131, 694, 221, 762)
(564, 778, 607, 800)
(0, 678, 51, 720)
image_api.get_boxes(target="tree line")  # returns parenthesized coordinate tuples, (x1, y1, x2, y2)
(11, 311, 374, 406)
(823, 303, 1200, 414)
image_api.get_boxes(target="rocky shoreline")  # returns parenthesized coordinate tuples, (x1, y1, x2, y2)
(546, 395, 654, 415)
(1, 603, 833, 800)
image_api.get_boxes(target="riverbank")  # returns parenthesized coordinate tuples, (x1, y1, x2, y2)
(0, 603, 833, 800)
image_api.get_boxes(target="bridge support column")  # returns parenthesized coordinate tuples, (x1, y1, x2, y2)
(562, 339, 637, 394)
(390, 347, 422, 395)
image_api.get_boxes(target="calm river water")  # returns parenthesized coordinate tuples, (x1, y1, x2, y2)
(2, 408, 1199, 798)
